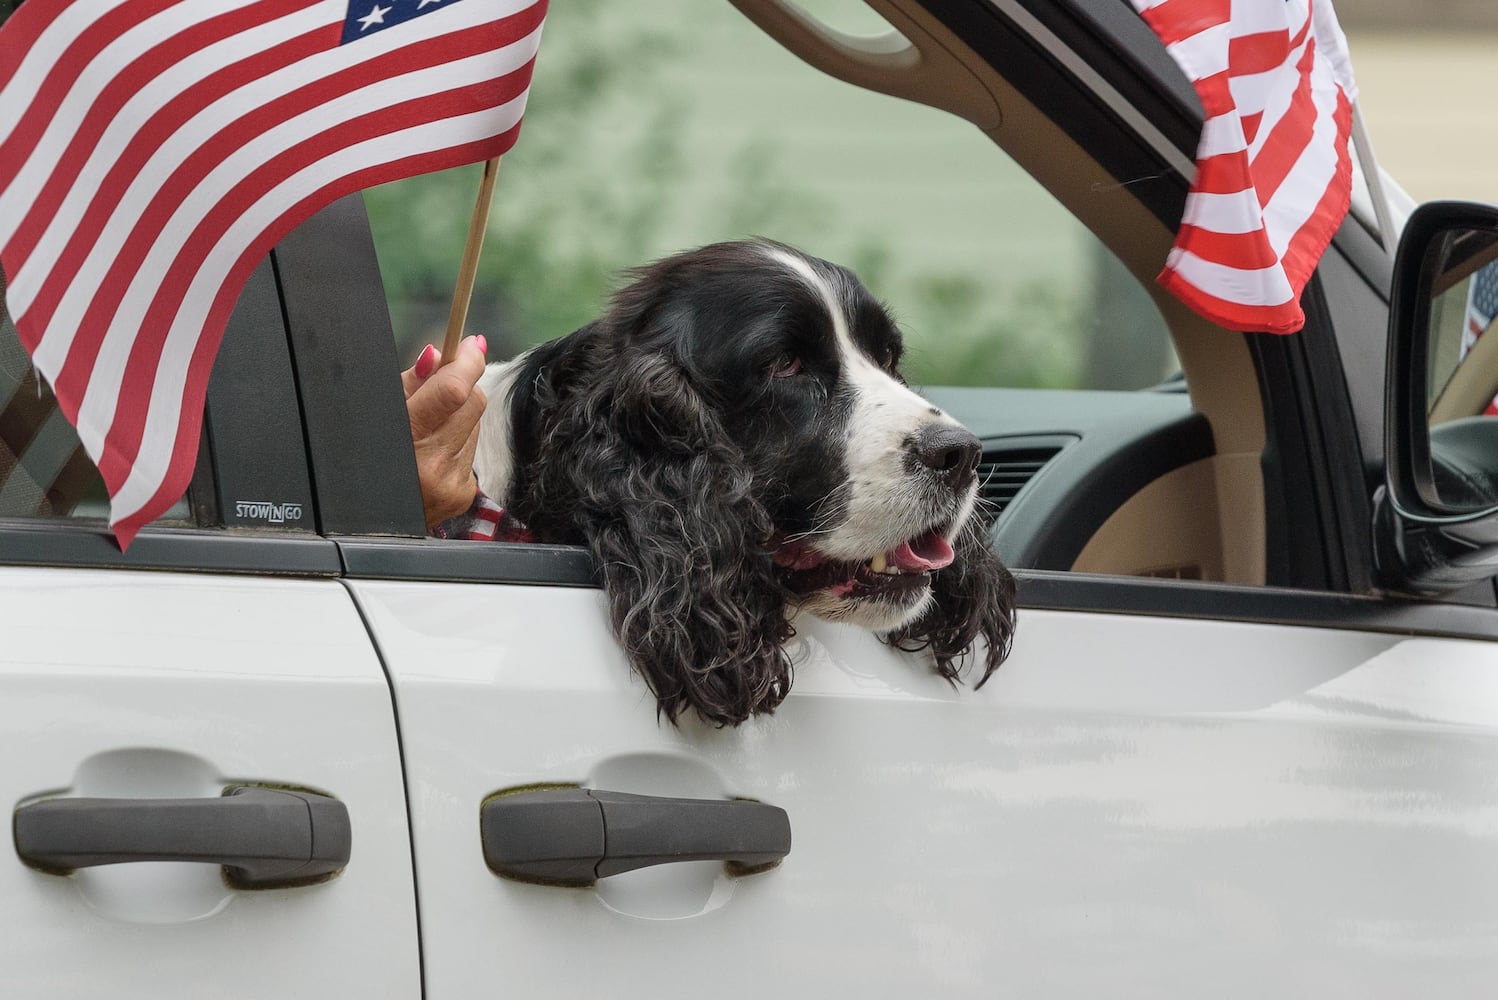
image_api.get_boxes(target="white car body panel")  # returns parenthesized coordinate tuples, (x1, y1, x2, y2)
(0, 568, 420, 999)
(353, 578, 1498, 998)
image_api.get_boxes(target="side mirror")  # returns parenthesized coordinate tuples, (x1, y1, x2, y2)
(1375, 200, 1498, 594)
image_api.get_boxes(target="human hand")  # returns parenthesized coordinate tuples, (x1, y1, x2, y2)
(403, 335, 488, 529)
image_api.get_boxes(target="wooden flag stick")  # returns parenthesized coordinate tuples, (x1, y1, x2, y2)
(441, 155, 503, 363)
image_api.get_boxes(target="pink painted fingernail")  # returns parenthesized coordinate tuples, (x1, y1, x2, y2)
(475, 334, 488, 355)
(414, 344, 438, 379)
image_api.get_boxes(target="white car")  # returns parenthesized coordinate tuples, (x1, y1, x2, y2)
(4, 1, 1498, 997)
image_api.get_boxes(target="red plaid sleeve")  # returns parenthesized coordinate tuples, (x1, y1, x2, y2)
(431, 490, 533, 543)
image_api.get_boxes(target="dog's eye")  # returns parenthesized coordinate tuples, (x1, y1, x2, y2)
(770, 355, 803, 379)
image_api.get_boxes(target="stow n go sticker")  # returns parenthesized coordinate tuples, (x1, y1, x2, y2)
(233, 500, 305, 525)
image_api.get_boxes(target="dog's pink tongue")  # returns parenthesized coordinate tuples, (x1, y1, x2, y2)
(890, 531, 955, 572)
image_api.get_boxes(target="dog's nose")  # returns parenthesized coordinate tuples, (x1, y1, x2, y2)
(914, 425, 981, 489)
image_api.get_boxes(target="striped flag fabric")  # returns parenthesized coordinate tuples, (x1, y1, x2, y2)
(1129, 0, 1358, 335)
(0, 0, 548, 546)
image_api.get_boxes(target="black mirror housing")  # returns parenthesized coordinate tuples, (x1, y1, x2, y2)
(1376, 200, 1498, 594)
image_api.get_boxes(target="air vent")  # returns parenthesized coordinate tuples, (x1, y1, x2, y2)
(976, 445, 1063, 516)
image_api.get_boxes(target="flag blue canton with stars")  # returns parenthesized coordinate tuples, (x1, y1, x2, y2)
(341, 0, 470, 45)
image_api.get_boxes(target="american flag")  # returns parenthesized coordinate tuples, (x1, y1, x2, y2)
(1461, 260, 1498, 356)
(1460, 260, 1498, 416)
(1129, 0, 1358, 335)
(0, 0, 548, 546)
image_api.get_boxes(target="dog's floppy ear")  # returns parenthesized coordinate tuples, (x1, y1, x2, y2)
(887, 512, 1017, 688)
(506, 295, 794, 727)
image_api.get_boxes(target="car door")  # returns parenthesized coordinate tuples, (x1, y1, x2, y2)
(333, 0, 1498, 996)
(0, 223, 419, 997)
(349, 575, 1498, 997)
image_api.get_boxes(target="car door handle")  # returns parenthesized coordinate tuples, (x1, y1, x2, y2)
(481, 787, 791, 885)
(13, 786, 351, 888)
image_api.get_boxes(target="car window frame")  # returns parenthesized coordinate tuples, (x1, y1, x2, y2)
(309, 0, 1498, 642)
(0, 212, 339, 576)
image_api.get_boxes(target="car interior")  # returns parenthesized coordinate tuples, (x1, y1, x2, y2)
(1420, 232, 1498, 512)
(4, 0, 1383, 597)
(1428, 237, 1498, 426)
(364, 0, 1277, 588)
(774, 0, 1270, 585)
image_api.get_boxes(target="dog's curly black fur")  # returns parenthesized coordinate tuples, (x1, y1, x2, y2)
(486, 241, 1016, 726)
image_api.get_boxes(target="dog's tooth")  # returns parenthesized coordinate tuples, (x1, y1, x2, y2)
(870, 552, 887, 574)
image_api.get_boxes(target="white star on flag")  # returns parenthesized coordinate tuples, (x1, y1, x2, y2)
(358, 4, 392, 31)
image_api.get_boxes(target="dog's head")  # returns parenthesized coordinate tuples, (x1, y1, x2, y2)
(481, 239, 1016, 725)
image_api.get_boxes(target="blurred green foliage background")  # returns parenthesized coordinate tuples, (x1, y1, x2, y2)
(365, 0, 1172, 390)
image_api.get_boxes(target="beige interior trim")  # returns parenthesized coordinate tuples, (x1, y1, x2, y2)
(738, 0, 1269, 584)
(1068, 453, 1264, 583)
(1431, 318, 1498, 425)
(1211, 451, 1266, 584)
(1072, 459, 1221, 578)
(726, 0, 1002, 129)
(946, 3, 1264, 580)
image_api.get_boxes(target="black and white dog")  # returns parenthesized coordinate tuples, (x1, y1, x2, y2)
(475, 239, 1016, 726)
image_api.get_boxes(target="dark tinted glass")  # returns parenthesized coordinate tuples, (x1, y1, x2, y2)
(0, 269, 190, 522)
